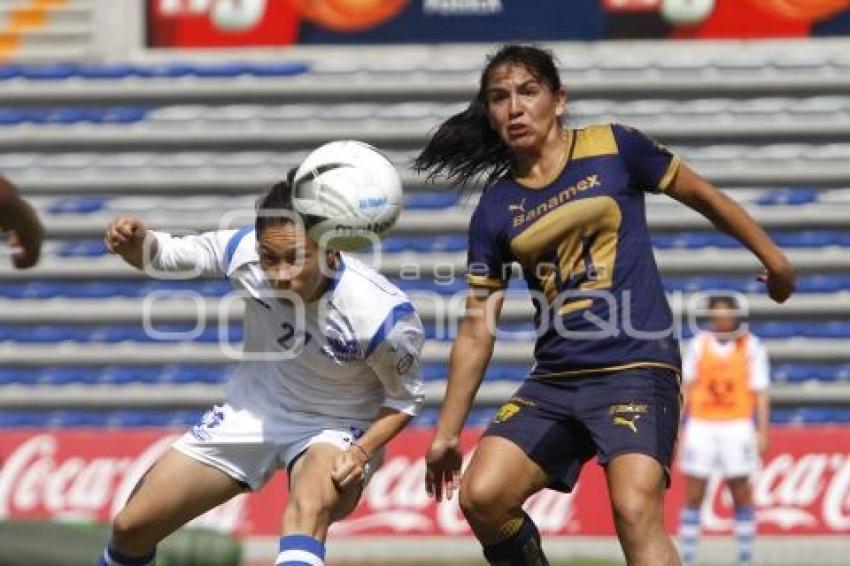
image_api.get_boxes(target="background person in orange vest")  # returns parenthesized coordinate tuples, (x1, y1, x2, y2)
(678, 294, 770, 566)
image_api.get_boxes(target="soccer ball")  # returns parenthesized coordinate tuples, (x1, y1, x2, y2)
(292, 140, 403, 251)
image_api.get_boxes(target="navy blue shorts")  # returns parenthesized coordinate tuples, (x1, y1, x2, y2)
(483, 365, 681, 493)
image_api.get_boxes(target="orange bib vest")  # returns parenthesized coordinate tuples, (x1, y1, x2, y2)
(689, 333, 754, 420)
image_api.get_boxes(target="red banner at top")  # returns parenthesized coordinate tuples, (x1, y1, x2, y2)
(1, 427, 849, 536)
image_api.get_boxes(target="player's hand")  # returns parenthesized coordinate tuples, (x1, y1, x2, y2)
(757, 431, 769, 455)
(425, 434, 462, 502)
(105, 216, 148, 268)
(757, 261, 795, 304)
(331, 445, 369, 491)
(7, 222, 43, 269)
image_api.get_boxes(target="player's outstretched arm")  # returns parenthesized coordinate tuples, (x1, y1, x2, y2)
(331, 407, 412, 491)
(426, 286, 504, 502)
(104, 215, 157, 270)
(0, 176, 44, 269)
(665, 163, 795, 304)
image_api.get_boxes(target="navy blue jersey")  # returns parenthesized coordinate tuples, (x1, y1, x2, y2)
(467, 123, 682, 377)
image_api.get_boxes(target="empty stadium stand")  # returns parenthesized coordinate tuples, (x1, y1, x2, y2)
(0, 38, 849, 428)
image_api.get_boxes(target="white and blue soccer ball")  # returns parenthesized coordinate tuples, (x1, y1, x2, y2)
(292, 140, 403, 251)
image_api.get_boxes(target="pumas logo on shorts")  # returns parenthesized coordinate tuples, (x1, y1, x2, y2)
(493, 396, 536, 423)
(494, 402, 521, 423)
(609, 403, 648, 434)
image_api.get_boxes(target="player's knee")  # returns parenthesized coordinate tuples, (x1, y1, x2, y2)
(459, 475, 507, 525)
(111, 510, 155, 548)
(287, 491, 333, 525)
(611, 489, 660, 532)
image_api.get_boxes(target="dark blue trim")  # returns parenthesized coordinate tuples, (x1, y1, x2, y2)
(224, 226, 253, 272)
(278, 534, 326, 559)
(106, 544, 156, 566)
(365, 302, 415, 358)
(326, 256, 346, 293)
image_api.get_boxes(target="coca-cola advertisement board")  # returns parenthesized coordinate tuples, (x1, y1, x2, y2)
(146, 0, 850, 47)
(1, 427, 849, 536)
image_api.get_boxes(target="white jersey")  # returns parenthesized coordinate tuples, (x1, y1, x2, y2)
(150, 227, 425, 425)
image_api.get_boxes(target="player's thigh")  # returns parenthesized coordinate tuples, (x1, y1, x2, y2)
(581, 366, 681, 483)
(478, 380, 596, 498)
(461, 435, 551, 512)
(115, 448, 245, 536)
(287, 442, 361, 523)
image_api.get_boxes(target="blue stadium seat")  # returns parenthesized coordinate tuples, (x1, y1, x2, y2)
(0, 109, 30, 125)
(467, 408, 496, 427)
(47, 410, 109, 428)
(56, 240, 108, 258)
(21, 63, 80, 80)
(420, 365, 445, 382)
(46, 107, 101, 124)
(771, 231, 843, 248)
(77, 64, 141, 80)
(248, 62, 310, 77)
(757, 188, 818, 206)
(815, 322, 850, 339)
(162, 365, 229, 384)
(486, 364, 528, 381)
(0, 411, 47, 428)
(751, 322, 798, 339)
(772, 363, 830, 383)
(0, 368, 39, 385)
(168, 410, 205, 427)
(41, 367, 99, 385)
(411, 408, 439, 427)
(404, 192, 459, 209)
(107, 410, 168, 428)
(102, 106, 148, 124)
(0, 65, 23, 80)
(47, 197, 108, 215)
(191, 62, 254, 78)
(98, 366, 163, 385)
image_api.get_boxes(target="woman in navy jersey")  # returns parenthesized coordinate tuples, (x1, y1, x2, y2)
(416, 44, 794, 566)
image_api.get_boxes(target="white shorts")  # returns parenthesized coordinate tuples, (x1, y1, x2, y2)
(679, 418, 758, 479)
(172, 403, 381, 491)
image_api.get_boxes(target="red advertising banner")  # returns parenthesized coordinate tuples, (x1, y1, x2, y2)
(145, 0, 850, 46)
(1, 427, 849, 537)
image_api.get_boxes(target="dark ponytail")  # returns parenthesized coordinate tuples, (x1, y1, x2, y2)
(414, 44, 563, 191)
(255, 167, 298, 234)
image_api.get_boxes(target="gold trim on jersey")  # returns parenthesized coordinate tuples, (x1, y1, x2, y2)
(466, 274, 506, 289)
(531, 361, 681, 380)
(571, 124, 619, 160)
(658, 154, 682, 192)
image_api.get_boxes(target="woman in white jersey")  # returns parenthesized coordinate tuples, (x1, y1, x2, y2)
(98, 171, 425, 566)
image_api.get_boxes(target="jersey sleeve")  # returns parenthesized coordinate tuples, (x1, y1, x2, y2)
(748, 335, 771, 391)
(365, 309, 426, 416)
(150, 229, 235, 277)
(466, 203, 511, 289)
(612, 123, 681, 193)
(681, 335, 701, 385)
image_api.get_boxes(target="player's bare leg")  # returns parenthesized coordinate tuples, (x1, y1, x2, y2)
(606, 453, 680, 566)
(277, 443, 365, 565)
(104, 449, 245, 562)
(728, 476, 756, 566)
(459, 436, 551, 565)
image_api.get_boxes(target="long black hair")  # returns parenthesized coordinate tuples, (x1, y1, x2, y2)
(414, 44, 563, 190)
(255, 167, 298, 235)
